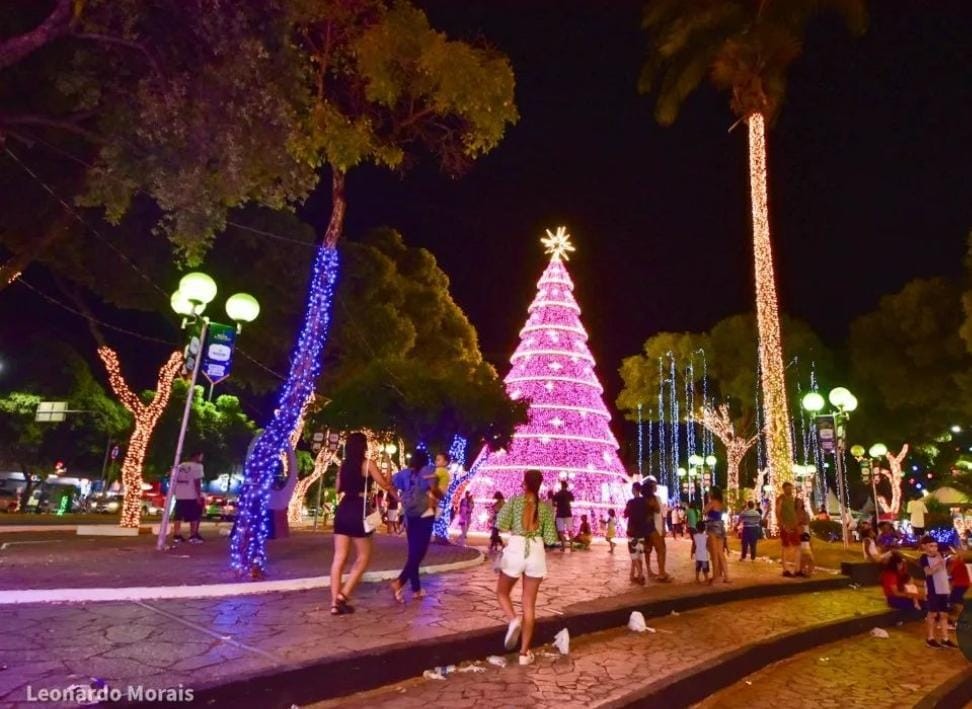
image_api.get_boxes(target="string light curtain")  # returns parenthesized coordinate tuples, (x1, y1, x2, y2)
(97, 347, 182, 528)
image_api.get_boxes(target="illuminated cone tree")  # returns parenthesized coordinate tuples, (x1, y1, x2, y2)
(464, 228, 629, 533)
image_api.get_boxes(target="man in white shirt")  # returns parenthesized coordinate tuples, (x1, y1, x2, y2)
(907, 496, 928, 536)
(172, 451, 205, 543)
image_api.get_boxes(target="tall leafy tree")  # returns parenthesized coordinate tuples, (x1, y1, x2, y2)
(848, 277, 972, 447)
(232, 1, 518, 574)
(638, 0, 866, 486)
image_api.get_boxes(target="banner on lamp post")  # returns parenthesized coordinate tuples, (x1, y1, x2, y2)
(815, 415, 837, 454)
(200, 322, 237, 386)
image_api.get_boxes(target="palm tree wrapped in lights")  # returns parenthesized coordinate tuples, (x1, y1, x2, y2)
(639, 0, 867, 489)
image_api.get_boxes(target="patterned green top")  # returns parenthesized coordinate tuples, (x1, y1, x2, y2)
(496, 494, 559, 546)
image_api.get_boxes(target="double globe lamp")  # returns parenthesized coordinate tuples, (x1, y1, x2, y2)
(170, 272, 260, 331)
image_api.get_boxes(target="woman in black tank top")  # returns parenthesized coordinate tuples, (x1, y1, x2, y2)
(330, 432, 396, 615)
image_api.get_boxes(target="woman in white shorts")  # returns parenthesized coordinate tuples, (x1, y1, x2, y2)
(495, 469, 559, 666)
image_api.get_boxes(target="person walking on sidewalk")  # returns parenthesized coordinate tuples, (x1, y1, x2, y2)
(330, 432, 397, 616)
(624, 482, 649, 584)
(489, 491, 506, 553)
(775, 482, 801, 577)
(495, 469, 558, 666)
(552, 481, 574, 551)
(390, 451, 436, 603)
(172, 451, 206, 544)
(737, 500, 762, 561)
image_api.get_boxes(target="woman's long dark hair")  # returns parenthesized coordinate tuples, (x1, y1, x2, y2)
(709, 485, 724, 503)
(524, 469, 543, 525)
(409, 450, 429, 471)
(339, 432, 368, 485)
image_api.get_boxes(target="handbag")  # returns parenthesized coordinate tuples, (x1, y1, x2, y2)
(362, 474, 382, 533)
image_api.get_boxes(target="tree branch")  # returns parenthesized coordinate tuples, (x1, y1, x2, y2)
(70, 31, 162, 76)
(0, 113, 103, 144)
(0, 0, 74, 70)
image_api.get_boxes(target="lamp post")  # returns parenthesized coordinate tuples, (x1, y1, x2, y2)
(802, 386, 858, 549)
(157, 273, 260, 550)
(852, 442, 887, 529)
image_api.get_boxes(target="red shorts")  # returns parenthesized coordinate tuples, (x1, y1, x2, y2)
(781, 530, 801, 547)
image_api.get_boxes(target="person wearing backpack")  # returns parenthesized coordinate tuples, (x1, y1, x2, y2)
(389, 450, 436, 603)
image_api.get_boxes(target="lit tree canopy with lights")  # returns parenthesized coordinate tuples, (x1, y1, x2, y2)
(464, 228, 629, 532)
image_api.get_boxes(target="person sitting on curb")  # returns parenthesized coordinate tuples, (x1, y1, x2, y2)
(880, 551, 925, 612)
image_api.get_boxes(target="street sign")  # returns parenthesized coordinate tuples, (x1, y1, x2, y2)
(816, 415, 836, 454)
(200, 322, 237, 384)
(36, 401, 68, 422)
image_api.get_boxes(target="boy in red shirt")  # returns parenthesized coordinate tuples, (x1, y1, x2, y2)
(945, 545, 969, 626)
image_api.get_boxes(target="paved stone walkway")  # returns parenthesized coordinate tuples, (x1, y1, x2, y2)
(0, 539, 827, 706)
(696, 624, 968, 708)
(0, 529, 477, 589)
(308, 587, 889, 708)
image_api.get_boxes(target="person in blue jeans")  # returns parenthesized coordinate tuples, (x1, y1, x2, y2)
(389, 451, 435, 603)
(737, 500, 762, 561)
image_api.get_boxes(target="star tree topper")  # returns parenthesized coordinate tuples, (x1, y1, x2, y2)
(541, 226, 575, 261)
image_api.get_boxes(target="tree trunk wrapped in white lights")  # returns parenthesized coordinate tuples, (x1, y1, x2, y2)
(98, 347, 182, 528)
(748, 112, 795, 488)
(701, 404, 759, 497)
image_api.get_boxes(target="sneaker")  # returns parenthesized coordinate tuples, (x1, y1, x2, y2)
(172, 535, 186, 543)
(941, 639, 958, 649)
(189, 535, 204, 544)
(518, 651, 535, 666)
(504, 618, 522, 650)
(926, 639, 942, 649)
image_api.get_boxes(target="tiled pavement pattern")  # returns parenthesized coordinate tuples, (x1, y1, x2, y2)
(0, 529, 479, 589)
(0, 539, 826, 706)
(309, 587, 890, 708)
(696, 624, 969, 709)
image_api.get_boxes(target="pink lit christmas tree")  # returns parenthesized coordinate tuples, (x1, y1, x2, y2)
(463, 227, 630, 535)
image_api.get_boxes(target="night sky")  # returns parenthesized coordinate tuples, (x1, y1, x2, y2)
(3, 0, 971, 420)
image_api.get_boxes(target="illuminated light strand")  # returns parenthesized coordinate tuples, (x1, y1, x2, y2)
(685, 357, 696, 481)
(287, 431, 342, 526)
(657, 356, 667, 487)
(479, 463, 625, 476)
(512, 432, 618, 446)
(527, 300, 580, 313)
(637, 403, 644, 477)
(528, 403, 610, 418)
(748, 112, 795, 487)
(231, 246, 339, 575)
(669, 352, 678, 493)
(97, 347, 182, 528)
(702, 404, 759, 494)
(510, 349, 595, 363)
(432, 434, 471, 540)
(520, 323, 586, 337)
(465, 228, 629, 535)
(505, 375, 603, 392)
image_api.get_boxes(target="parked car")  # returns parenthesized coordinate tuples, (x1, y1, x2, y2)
(204, 494, 237, 521)
(85, 491, 123, 514)
(0, 489, 20, 512)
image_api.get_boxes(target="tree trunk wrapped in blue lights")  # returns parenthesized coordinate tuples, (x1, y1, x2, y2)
(230, 244, 340, 575)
